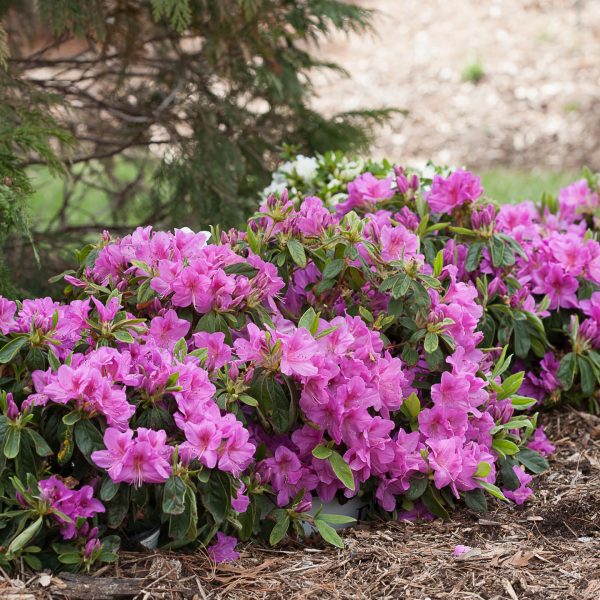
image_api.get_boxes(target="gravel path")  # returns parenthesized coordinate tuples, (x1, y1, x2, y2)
(311, 0, 600, 170)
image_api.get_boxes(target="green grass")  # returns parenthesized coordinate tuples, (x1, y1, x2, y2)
(461, 60, 485, 84)
(27, 160, 150, 230)
(480, 169, 578, 204)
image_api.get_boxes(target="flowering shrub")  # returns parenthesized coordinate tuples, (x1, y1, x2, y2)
(265, 153, 600, 413)
(0, 195, 551, 572)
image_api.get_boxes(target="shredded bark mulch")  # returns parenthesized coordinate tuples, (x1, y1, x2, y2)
(2, 408, 599, 600)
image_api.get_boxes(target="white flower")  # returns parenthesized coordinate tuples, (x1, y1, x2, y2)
(294, 155, 318, 182)
(278, 160, 295, 176)
(263, 179, 288, 197)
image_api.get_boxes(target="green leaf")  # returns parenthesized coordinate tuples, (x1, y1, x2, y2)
(106, 485, 132, 529)
(137, 279, 155, 305)
(7, 517, 43, 557)
(314, 519, 344, 548)
(423, 331, 439, 354)
(391, 274, 411, 299)
(515, 447, 549, 474)
(497, 372, 524, 400)
(130, 259, 152, 274)
(463, 488, 487, 513)
(298, 308, 318, 332)
(511, 395, 537, 410)
(173, 338, 188, 362)
(492, 438, 519, 457)
(62, 411, 81, 426)
(246, 225, 260, 255)
(403, 392, 421, 418)
(358, 306, 373, 323)
(557, 352, 576, 390)
(58, 552, 83, 565)
(513, 319, 531, 359)
(113, 330, 134, 344)
(286, 239, 307, 268)
(578, 355, 595, 396)
(401, 345, 419, 366)
(474, 461, 491, 478)
(421, 486, 449, 519)
(74, 419, 104, 462)
(250, 371, 294, 434)
(165, 371, 180, 390)
(27, 430, 53, 457)
(328, 451, 355, 491)
(491, 346, 512, 378)
(224, 262, 259, 277)
(269, 512, 290, 546)
(3, 427, 20, 459)
(312, 444, 333, 460)
(322, 259, 345, 279)
(24, 554, 43, 570)
(202, 470, 231, 524)
(0, 336, 28, 364)
(169, 486, 196, 541)
(404, 477, 428, 501)
(100, 477, 120, 503)
(238, 394, 258, 407)
(465, 241, 484, 272)
(499, 456, 521, 489)
(489, 236, 505, 268)
(433, 250, 444, 277)
(319, 513, 356, 525)
(478, 481, 509, 502)
(163, 476, 187, 516)
(378, 275, 399, 293)
(47, 349, 61, 371)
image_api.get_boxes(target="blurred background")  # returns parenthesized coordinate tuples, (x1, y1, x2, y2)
(0, 0, 599, 296)
(311, 0, 600, 187)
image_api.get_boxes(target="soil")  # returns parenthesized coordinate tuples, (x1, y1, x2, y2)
(309, 0, 600, 171)
(3, 408, 599, 600)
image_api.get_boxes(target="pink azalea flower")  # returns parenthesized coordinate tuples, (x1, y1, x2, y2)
(148, 310, 190, 350)
(217, 424, 255, 476)
(426, 437, 463, 494)
(527, 427, 555, 457)
(532, 264, 578, 310)
(192, 331, 232, 370)
(182, 421, 222, 469)
(336, 173, 394, 215)
(39, 477, 105, 540)
(91, 428, 134, 481)
(503, 465, 533, 505)
(92, 427, 172, 486)
(427, 170, 483, 215)
(92, 296, 122, 323)
(171, 267, 211, 311)
(232, 483, 250, 513)
(279, 328, 318, 377)
(380, 224, 420, 263)
(207, 532, 240, 563)
(0, 297, 16, 334)
(418, 406, 468, 440)
(431, 372, 471, 411)
(453, 545, 472, 557)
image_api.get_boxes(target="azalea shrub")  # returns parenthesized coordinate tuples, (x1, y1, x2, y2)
(0, 191, 552, 572)
(265, 153, 600, 413)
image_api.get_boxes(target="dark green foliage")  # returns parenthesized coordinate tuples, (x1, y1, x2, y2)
(0, 0, 389, 294)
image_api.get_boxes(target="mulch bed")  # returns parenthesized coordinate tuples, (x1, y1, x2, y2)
(2, 408, 599, 600)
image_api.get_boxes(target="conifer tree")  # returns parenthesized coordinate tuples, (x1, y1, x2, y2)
(0, 0, 390, 294)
